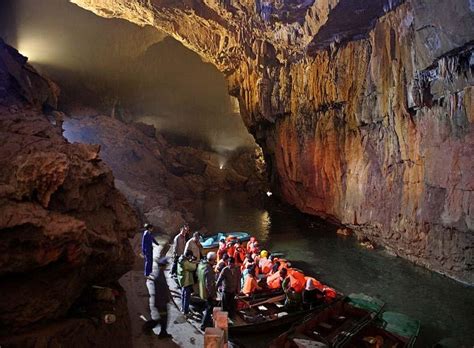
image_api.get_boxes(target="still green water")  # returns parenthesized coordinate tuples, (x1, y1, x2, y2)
(194, 192, 474, 347)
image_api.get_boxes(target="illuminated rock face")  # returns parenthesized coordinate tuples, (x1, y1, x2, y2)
(0, 40, 135, 344)
(71, 0, 473, 283)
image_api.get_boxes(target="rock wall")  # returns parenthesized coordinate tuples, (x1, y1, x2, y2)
(63, 113, 265, 235)
(0, 39, 136, 345)
(71, 0, 474, 283)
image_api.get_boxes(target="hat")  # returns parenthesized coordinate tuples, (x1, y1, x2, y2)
(260, 250, 268, 258)
(305, 278, 316, 291)
(207, 251, 217, 261)
(158, 257, 169, 266)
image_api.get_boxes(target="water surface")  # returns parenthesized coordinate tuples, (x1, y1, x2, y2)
(194, 192, 474, 347)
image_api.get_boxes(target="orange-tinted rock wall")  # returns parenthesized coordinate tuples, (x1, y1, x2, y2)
(72, 0, 473, 283)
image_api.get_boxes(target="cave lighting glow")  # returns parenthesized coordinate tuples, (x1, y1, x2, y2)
(266, 191, 273, 197)
(17, 34, 61, 65)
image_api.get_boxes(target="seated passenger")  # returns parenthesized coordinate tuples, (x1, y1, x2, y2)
(215, 253, 229, 273)
(242, 266, 261, 295)
(233, 240, 246, 265)
(260, 254, 274, 274)
(267, 267, 288, 290)
(302, 278, 325, 309)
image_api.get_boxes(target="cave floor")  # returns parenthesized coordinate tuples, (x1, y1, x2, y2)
(120, 234, 203, 348)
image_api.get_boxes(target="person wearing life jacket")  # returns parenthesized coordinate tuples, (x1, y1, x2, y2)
(285, 269, 306, 293)
(250, 240, 260, 255)
(246, 236, 257, 253)
(215, 253, 229, 274)
(226, 240, 236, 258)
(267, 267, 288, 289)
(260, 254, 274, 274)
(302, 278, 325, 309)
(233, 240, 246, 265)
(217, 238, 227, 261)
(242, 266, 262, 295)
(269, 261, 280, 275)
(322, 286, 337, 302)
(258, 250, 269, 270)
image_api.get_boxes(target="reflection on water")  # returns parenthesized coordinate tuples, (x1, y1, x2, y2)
(195, 192, 474, 347)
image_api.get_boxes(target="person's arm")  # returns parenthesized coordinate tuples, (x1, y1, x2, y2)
(216, 268, 225, 289)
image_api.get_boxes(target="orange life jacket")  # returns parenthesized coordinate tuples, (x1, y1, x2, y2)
(286, 269, 306, 292)
(260, 258, 273, 274)
(304, 276, 324, 291)
(233, 246, 246, 265)
(242, 276, 260, 295)
(267, 271, 284, 289)
(226, 243, 236, 258)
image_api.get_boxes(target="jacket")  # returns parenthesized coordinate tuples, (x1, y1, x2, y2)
(173, 233, 187, 256)
(216, 264, 241, 294)
(177, 256, 197, 288)
(197, 260, 216, 300)
(184, 239, 202, 261)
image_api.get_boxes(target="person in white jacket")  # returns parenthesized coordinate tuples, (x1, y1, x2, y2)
(184, 231, 203, 261)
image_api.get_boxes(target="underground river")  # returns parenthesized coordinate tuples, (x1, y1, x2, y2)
(192, 192, 474, 347)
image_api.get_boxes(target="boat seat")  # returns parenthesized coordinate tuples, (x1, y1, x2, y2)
(317, 322, 333, 330)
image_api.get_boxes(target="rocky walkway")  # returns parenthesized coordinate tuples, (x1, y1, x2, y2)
(120, 234, 203, 348)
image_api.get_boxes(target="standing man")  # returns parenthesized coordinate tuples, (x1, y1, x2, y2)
(177, 250, 197, 316)
(141, 223, 159, 277)
(216, 256, 241, 319)
(184, 231, 203, 261)
(171, 224, 189, 277)
(144, 257, 172, 339)
(197, 252, 217, 331)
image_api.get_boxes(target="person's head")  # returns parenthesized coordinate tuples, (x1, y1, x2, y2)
(180, 224, 189, 235)
(250, 236, 256, 243)
(271, 262, 280, 274)
(248, 265, 256, 276)
(269, 255, 276, 262)
(228, 256, 235, 265)
(185, 249, 194, 259)
(305, 278, 316, 291)
(222, 253, 229, 262)
(246, 254, 254, 262)
(235, 239, 241, 246)
(144, 223, 153, 231)
(280, 268, 287, 277)
(193, 231, 200, 241)
(207, 251, 217, 264)
(260, 250, 268, 258)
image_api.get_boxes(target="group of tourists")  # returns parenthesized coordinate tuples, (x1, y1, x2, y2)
(167, 225, 337, 331)
(141, 222, 337, 337)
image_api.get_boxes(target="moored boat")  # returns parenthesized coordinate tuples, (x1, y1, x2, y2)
(340, 311, 420, 348)
(269, 293, 385, 347)
(229, 290, 343, 335)
(200, 231, 251, 249)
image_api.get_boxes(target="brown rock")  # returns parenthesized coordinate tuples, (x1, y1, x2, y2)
(70, 0, 474, 284)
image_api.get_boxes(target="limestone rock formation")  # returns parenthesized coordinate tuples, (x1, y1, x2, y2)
(0, 39, 136, 345)
(63, 113, 265, 234)
(72, 0, 474, 283)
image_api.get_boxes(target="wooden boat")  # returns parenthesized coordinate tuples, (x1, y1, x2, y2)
(200, 231, 251, 249)
(228, 291, 342, 335)
(269, 293, 385, 347)
(340, 311, 420, 348)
